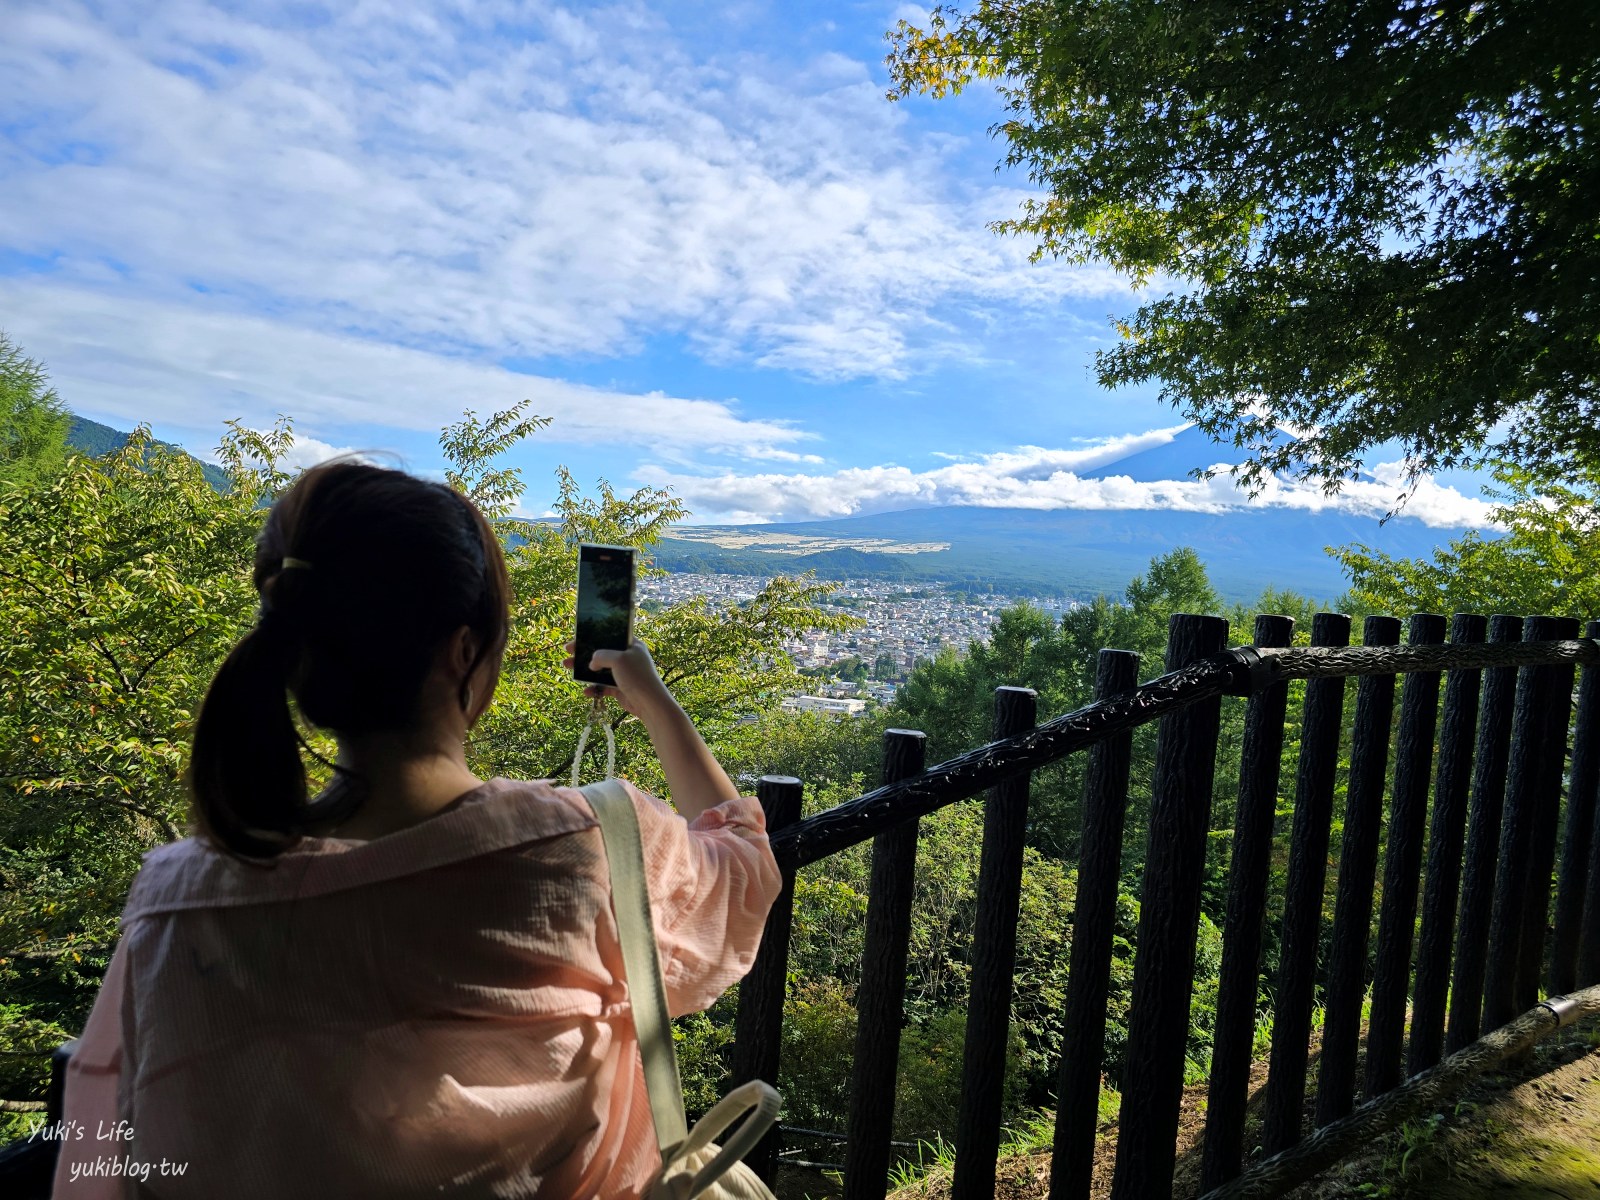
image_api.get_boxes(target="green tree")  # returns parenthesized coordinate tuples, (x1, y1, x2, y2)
(774, 801, 1083, 1131)
(823, 654, 868, 685)
(0, 332, 70, 488)
(1230, 587, 1326, 637)
(889, 548, 1226, 858)
(1099, 546, 1222, 676)
(0, 424, 274, 1128)
(717, 705, 886, 797)
(888, 2, 1600, 488)
(1333, 463, 1600, 620)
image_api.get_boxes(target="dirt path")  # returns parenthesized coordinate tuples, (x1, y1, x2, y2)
(1288, 1027, 1600, 1199)
(875, 1022, 1600, 1200)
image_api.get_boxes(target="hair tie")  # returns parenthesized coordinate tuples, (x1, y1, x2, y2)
(281, 556, 314, 571)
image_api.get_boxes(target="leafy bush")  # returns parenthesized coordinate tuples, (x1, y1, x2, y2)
(894, 1006, 1027, 1141)
(674, 993, 738, 1119)
(778, 977, 858, 1130)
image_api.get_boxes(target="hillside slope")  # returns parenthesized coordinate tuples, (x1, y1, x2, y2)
(655, 426, 1486, 601)
(654, 503, 1479, 602)
(67, 416, 232, 491)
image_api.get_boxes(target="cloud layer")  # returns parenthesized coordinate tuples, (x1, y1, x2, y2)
(0, 3, 1501, 538)
(640, 436, 1497, 527)
(5, 281, 815, 462)
(1, 1, 1123, 381)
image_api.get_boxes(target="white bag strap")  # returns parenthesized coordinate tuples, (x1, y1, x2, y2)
(583, 774, 784, 1198)
(582, 778, 689, 1153)
(673, 1080, 782, 1197)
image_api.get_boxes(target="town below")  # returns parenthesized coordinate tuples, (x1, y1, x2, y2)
(639, 572, 1078, 714)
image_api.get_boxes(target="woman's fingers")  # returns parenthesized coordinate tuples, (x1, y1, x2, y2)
(569, 645, 656, 719)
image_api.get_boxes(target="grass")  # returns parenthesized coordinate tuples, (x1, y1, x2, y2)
(1098, 1084, 1122, 1127)
(885, 1133, 958, 1195)
(884, 1107, 1063, 1196)
(1253, 1009, 1275, 1058)
(883, 1107, 1120, 1196)
(1000, 1107, 1059, 1156)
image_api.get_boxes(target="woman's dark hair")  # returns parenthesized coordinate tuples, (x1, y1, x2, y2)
(189, 461, 510, 857)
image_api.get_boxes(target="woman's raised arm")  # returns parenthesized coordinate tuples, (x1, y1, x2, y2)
(571, 640, 741, 821)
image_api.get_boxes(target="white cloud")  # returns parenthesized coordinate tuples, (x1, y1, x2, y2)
(890, 5, 935, 28)
(638, 435, 1498, 527)
(4, 281, 817, 462)
(0, 1, 1124, 381)
(1360, 460, 1499, 528)
(273, 435, 368, 473)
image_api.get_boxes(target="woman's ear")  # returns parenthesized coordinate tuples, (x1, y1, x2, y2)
(447, 626, 480, 720)
(450, 625, 479, 680)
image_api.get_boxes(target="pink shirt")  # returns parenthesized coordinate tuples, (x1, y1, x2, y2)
(51, 777, 781, 1199)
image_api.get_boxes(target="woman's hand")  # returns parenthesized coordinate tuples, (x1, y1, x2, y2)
(563, 639, 675, 721)
(562, 638, 739, 819)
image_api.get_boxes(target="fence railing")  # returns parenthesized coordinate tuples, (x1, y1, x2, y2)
(727, 612, 1600, 1200)
(3, 611, 1597, 1200)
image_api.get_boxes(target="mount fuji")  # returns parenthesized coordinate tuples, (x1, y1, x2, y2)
(652, 427, 1488, 602)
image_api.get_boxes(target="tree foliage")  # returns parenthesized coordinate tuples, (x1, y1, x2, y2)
(0, 332, 70, 489)
(0, 425, 272, 1124)
(890, 547, 1226, 858)
(887, 2, 1600, 489)
(452, 424, 856, 793)
(1334, 463, 1600, 620)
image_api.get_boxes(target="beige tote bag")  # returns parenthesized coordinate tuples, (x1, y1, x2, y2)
(582, 780, 781, 1200)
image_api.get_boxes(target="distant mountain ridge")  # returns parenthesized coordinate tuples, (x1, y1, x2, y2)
(67, 416, 232, 492)
(652, 429, 1485, 602)
(1076, 425, 1299, 484)
(60, 417, 1473, 601)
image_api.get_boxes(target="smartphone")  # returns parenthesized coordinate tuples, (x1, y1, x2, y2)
(573, 544, 636, 687)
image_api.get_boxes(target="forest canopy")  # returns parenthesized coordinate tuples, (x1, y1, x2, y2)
(888, 1, 1600, 492)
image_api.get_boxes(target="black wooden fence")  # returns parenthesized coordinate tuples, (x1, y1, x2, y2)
(727, 612, 1600, 1200)
(3, 610, 1596, 1200)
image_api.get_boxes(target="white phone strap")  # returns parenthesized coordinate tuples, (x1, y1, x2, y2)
(570, 696, 617, 787)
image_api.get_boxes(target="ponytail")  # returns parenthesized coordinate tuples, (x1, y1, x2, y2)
(188, 620, 309, 857)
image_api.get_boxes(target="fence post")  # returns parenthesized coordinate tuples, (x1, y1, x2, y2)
(1261, 612, 1352, 1155)
(1201, 614, 1294, 1191)
(952, 687, 1039, 1200)
(1049, 649, 1140, 1200)
(1515, 616, 1581, 1005)
(731, 775, 804, 1184)
(1407, 613, 1488, 1075)
(48, 1040, 75, 1127)
(1577, 621, 1600, 988)
(1484, 616, 1581, 1031)
(1554, 619, 1600, 991)
(1366, 613, 1448, 1097)
(1109, 613, 1229, 1200)
(1447, 615, 1524, 1051)
(1315, 614, 1403, 1127)
(843, 728, 927, 1200)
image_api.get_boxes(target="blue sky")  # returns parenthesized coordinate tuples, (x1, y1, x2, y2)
(1, 0, 1493, 530)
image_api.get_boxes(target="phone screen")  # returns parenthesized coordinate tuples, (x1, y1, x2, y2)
(574, 544, 636, 686)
